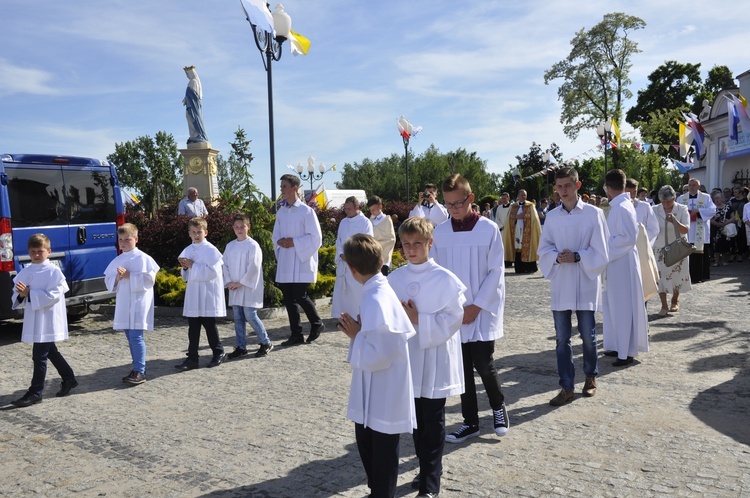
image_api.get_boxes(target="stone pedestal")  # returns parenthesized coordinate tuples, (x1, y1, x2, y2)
(179, 142, 220, 205)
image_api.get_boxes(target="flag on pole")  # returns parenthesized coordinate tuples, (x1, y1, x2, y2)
(733, 94, 750, 134)
(689, 115, 705, 158)
(727, 97, 740, 141)
(674, 160, 695, 173)
(288, 29, 311, 56)
(611, 118, 621, 145)
(679, 122, 693, 157)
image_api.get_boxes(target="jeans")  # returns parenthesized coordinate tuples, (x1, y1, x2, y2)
(460, 341, 504, 426)
(124, 329, 146, 374)
(552, 310, 598, 391)
(232, 306, 270, 348)
(30, 342, 75, 396)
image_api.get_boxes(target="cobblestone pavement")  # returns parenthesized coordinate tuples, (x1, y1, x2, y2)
(0, 263, 749, 497)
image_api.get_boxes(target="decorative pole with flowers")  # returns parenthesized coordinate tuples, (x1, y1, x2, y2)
(397, 116, 422, 202)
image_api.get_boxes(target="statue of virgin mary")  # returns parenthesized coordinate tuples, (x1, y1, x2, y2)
(183, 66, 209, 144)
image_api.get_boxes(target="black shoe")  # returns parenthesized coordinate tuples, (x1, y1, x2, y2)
(602, 350, 618, 357)
(411, 474, 421, 489)
(56, 378, 78, 397)
(207, 352, 226, 368)
(255, 343, 274, 357)
(227, 347, 248, 359)
(612, 356, 634, 367)
(281, 335, 305, 347)
(11, 392, 42, 408)
(306, 324, 326, 343)
(175, 359, 199, 371)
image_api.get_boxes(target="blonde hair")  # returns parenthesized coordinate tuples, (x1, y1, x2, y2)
(188, 217, 208, 231)
(398, 216, 433, 241)
(117, 223, 138, 237)
(441, 174, 472, 195)
(343, 234, 382, 276)
(27, 233, 51, 251)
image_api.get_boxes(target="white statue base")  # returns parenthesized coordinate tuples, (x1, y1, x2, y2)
(180, 142, 220, 205)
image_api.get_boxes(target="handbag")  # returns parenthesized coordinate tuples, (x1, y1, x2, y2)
(722, 222, 737, 238)
(660, 214, 693, 267)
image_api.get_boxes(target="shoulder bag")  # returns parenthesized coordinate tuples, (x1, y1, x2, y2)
(660, 214, 693, 267)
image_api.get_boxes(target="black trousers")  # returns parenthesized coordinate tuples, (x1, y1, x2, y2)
(187, 317, 223, 360)
(30, 342, 75, 396)
(413, 397, 446, 494)
(277, 282, 323, 336)
(514, 251, 538, 274)
(461, 340, 504, 425)
(354, 423, 400, 498)
(689, 251, 710, 283)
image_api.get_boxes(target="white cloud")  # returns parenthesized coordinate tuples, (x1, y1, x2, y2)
(0, 59, 58, 96)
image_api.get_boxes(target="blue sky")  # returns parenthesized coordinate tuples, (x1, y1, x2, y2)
(1, 0, 747, 198)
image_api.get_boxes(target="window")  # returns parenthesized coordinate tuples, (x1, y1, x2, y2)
(63, 169, 115, 224)
(6, 167, 67, 227)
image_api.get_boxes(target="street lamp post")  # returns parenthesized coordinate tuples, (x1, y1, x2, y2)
(541, 152, 552, 199)
(397, 116, 422, 202)
(296, 155, 328, 192)
(597, 120, 613, 171)
(242, 3, 293, 205)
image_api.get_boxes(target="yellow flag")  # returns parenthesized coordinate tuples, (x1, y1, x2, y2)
(739, 93, 749, 109)
(611, 118, 621, 145)
(288, 29, 311, 56)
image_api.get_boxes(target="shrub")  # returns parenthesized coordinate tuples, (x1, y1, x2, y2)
(154, 268, 186, 306)
(309, 273, 336, 300)
(318, 245, 336, 275)
(391, 249, 406, 270)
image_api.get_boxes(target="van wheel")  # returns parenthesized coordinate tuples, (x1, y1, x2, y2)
(67, 304, 89, 322)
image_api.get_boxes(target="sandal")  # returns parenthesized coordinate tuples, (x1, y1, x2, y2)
(669, 303, 679, 312)
(658, 308, 669, 317)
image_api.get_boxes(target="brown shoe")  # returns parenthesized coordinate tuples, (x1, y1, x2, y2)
(549, 389, 574, 406)
(583, 377, 597, 397)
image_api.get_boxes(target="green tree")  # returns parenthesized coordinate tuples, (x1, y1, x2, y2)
(625, 61, 702, 125)
(691, 65, 735, 115)
(215, 127, 264, 211)
(108, 131, 182, 217)
(544, 12, 645, 140)
(337, 145, 500, 202)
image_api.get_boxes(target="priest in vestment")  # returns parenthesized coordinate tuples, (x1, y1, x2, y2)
(332, 196, 374, 319)
(367, 196, 396, 276)
(601, 170, 649, 367)
(502, 189, 541, 274)
(677, 178, 716, 283)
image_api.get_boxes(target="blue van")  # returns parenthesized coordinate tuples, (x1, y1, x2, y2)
(0, 154, 125, 319)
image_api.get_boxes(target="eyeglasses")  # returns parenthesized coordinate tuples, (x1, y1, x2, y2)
(444, 195, 470, 209)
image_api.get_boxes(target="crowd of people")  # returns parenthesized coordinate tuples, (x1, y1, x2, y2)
(9, 169, 750, 498)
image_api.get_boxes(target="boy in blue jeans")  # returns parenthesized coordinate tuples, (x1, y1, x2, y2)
(223, 213, 273, 358)
(104, 223, 160, 384)
(11, 234, 77, 407)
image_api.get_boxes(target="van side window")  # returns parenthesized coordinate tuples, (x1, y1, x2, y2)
(64, 170, 115, 224)
(6, 167, 67, 227)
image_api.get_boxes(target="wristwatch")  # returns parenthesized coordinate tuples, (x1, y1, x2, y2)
(573, 252, 581, 262)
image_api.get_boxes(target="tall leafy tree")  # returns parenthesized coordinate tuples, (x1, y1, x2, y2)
(625, 61, 702, 125)
(215, 126, 264, 209)
(691, 65, 735, 115)
(108, 131, 182, 216)
(544, 12, 645, 140)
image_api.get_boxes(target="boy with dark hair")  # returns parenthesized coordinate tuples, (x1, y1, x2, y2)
(431, 174, 509, 443)
(175, 217, 227, 370)
(389, 217, 466, 497)
(11, 234, 78, 407)
(538, 168, 609, 405)
(338, 233, 416, 498)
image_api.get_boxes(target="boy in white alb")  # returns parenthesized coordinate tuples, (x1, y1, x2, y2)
(332, 196, 373, 319)
(175, 217, 227, 370)
(388, 217, 466, 497)
(337, 234, 416, 498)
(431, 174, 509, 443)
(367, 196, 396, 276)
(104, 223, 160, 385)
(222, 213, 273, 359)
(10, 234, 78, 407)
(537, 169, 609, 405)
